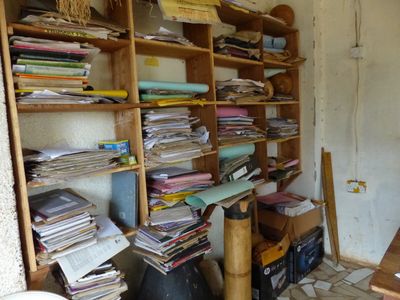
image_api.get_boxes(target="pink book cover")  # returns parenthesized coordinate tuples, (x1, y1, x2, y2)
(217, 107, 249, 117)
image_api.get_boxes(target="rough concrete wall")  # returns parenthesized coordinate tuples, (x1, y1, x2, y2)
(0, 56, 26, 295)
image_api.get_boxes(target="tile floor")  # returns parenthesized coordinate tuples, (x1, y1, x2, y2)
(278, 258, 383, 300)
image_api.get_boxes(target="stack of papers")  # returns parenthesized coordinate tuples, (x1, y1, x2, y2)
(24, 148, 121, 185)
(142, 108, 212, 168)
(135, 27, 194, 46)
(56, 261, 128, 300)
(214, 30, 262, 61)
(267, 118, 299, 139)
(257, 192, 315, 217)
(268, 157, 299, 181)
(10, 36, 99, 93)
(216, 79, 267, 103)
(217, 106, 266, 145)
(19, 6, 127, 40)
(220, 154, 262, 184)
(30, 189, 96, 265)
(134, 206, 211, 274)
(146, 167, 214, 211)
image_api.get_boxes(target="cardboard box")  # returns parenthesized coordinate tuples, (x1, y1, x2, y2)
(258, 202, 323, 242)
(289, 226, 324, 283)
(252, 235, 290, 300)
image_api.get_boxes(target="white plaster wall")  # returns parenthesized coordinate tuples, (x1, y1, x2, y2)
(0, 56, 26, 295)
(315, 0, 400, 265)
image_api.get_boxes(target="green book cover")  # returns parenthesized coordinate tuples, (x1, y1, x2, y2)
(16, 59, 90, 70)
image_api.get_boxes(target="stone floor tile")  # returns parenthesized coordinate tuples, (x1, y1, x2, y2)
(280, 288, 291, 297)
(340, 260, 363, 270)
(310, 270, 330, 280)
(318, 262, 340, 276)
(333, 281, 344, 286)
(354, 274, 373, 291)
(277, 297, 290, 300)
(331, 286, 359, 297)
(344, 268, 374, 284)
(339, 284, 377, 300)
(291, 288, 310, 300)
(328, 271, 350, 284)
(320, 297, 356, 300)
(323, 257, 346, 272)
(314, 288, 341, 297)
(298, 277, 315, 284)
(314, 280, 332, 291)
(301, 284, 317, 297)
(369, 291, 384, 299)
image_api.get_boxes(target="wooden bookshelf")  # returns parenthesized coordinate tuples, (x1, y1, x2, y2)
(17, 103, 136, 113)
(219, 138, 266, 149)
(263, 58, 293, 68)
(267, 135, 301, 144)
(213, 53, 263, 68)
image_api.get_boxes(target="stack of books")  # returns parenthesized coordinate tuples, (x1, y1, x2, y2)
(220, 154, 263, 184)
(56, 261, 128, 300)
(30, 189, 96, 266)
(267, 118, 299, 139)
(142, 108, 212, 168)
(216, 79, 267, 104)
(217, 107, 266, 146)
(24, 148, 121, 185)
(268, 157, 299, 181)
(134, 206, 212, 274)
(146, 167, 214, 211)
(214, 30, 261, 61)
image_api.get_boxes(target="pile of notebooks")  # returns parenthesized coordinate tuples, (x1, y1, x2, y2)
(216, 79, 267, 103)
(146, 167, 214, 211)
(56, 261, 128, 300)
(214, 30, 261, 61)
(138, 80, 209, 105)
(268, 157, 299, 181)
(19, 5, 127, 40)
(24, 148, 121, 185)
(220, 154, 262, 184)
(217, 106, 266, 146)
(134, 205, 211, 274)
(142, 108, 212, 168)
(267, 117, 299, 139)
(30, 189, 96, 265)
(10, 35, 128, 104)
(135, 27, 194, 46)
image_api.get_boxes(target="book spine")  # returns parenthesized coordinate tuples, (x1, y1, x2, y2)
(12, 64, 89, 76)
(17, 59, 91, 70)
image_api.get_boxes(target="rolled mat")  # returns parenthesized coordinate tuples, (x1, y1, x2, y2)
(219, 144, 255, 160)
(217, 106, 249, 117)
(138, 81, 209, 93)
(185, 180, 254, 208)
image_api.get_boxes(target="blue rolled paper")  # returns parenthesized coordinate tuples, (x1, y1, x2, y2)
(185, 180, 254, 208)
(138, 80, 209, 93)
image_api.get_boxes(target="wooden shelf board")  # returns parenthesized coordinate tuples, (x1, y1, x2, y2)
(217, 2, 260, 26)
(219, 138, 266, 149)
(27, 165, 141, 188)
(263, 59, 293, 68)
(8, 23, 130, 52)
(266, 135, 300, 144)
(17, 103, 135, 113)
(145, 150, 217, 170)
(136, 101, 217, 108)
(213, 53, 263, 69)
(215, 100, 298, 106)
(135, 38, 210, 59)
(264, 101, 299, 105)
(261, 15, 298, 35)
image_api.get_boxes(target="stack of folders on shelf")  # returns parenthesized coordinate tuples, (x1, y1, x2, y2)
(29, 189, 96, 265)
(133, 205, 212, 274)
(56, 261, 128, 300)
(216, 79, 267, 104)
(217, 106, 266, 146)
(24, 148, 121, 186)
(266, 118, 299, 139)
(142, 108, 212, 168)
(9, 36, 128, 104)
(19, 5, 127, 40)
(214, 30, 262, 61)
(146, 167, 214, 211)
(268, 157, 300, 181)
(220, 155, 263, 185)
(138, 80, 209, 106)
(135, 27, 194, 46)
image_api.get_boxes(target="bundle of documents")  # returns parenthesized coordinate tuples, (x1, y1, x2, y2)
(214, 30, 262, 61)
(268, 156, 299, 181)
(138, 80, 209, 105)
(56, 261, 128, 300)
(217, 106, 265, 145)
(135, 27, 194, 46)
(146, 167, 214, 211)
(222, 0, 259, 12)
(24, 148, 121, 185)
(142, 108, 212, 168)
(220, 154, 262, 183)
(216, 79, 267, 103)
(19, 5, 127, 40)
(257, 192, 315, 217)
(29, 189, 97, 265)
(134, 205, 212, 274)
(267, 117, 299, 139)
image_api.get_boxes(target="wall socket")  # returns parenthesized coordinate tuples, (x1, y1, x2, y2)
(350, 46, 365, 59)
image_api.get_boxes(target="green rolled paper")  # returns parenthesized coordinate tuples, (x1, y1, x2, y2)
(185, 180, 254, 208)
(219, 144, 255, 160)
(138, 81, 209, 93)
(140, 94, 193, 101)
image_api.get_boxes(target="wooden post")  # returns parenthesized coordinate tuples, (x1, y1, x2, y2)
(224, 196, 253, 300)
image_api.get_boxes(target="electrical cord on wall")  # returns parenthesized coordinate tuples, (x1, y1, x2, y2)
(353, 0, 362, 181)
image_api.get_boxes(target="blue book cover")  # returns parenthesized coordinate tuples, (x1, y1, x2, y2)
(111, 171, 138, 228)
